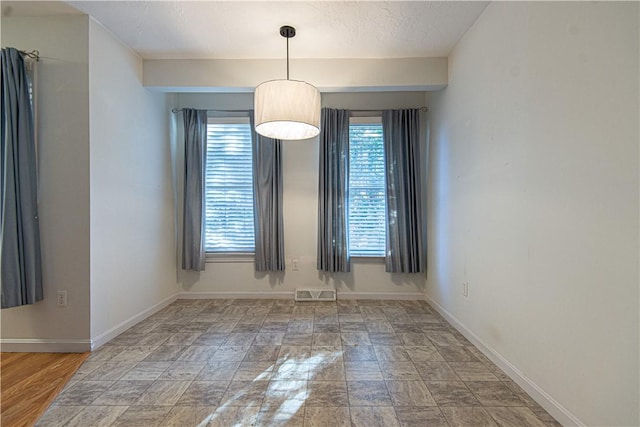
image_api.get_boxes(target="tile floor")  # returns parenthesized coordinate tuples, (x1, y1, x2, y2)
(38, 299, 561, 426)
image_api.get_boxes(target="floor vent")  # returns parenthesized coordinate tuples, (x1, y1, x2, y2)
(295, 288, 337, 302)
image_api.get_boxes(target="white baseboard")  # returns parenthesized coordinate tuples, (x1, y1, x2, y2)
(178, 291, 294, 299)
(337, 291, 425, 300)
(178, 291, 425, 301)
(0, 339, 92, 353)
(424, 294, 583, 427)
(90, 293, 178, 350)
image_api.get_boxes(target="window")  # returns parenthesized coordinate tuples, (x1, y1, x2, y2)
(348, 118, 386, 257)
(205, 117, 255, 253)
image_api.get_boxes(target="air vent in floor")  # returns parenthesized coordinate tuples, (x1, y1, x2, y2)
(294, 288, 337, 301)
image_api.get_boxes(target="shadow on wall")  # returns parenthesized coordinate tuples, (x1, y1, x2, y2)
(178, 269, 286, 291)
(254, 271, 285, 287)
(316, 271, 425, 292)
(178, 265, 425, 293)
(318, 271, 355, 291)
(179, 269, 201, 291)
(392, 273, 426, 291)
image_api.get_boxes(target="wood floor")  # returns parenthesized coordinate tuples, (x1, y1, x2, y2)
(1, 352, 89, 427)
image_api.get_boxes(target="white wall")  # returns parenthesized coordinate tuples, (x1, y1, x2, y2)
(1, 15, 91, 347)
(426, 2, 639, 426)
(175, 92, 428, 298)
(88, 19, 177, 342)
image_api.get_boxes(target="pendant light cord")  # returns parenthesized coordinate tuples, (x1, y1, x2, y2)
(280, 25, 295, 80)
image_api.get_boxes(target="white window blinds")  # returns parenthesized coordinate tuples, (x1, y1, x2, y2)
(205, 119, 255, 253)
(348, 120, 386, 257)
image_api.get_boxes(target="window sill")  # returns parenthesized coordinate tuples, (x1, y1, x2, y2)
(349, 256, 385, 264)
(205, 253, 254, 263)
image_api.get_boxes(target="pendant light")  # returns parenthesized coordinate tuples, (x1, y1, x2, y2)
(254, 26, 321, 140)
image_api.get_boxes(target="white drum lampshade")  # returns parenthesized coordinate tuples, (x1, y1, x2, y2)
(254, 79, 321, 140)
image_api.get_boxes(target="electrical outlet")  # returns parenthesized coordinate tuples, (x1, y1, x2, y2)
(463, 283, 469, 297)
(292, 258, 300, 271)
(56, 290, 68, 307)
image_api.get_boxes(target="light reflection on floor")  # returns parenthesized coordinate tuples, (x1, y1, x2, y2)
(208, 349, 341, 426)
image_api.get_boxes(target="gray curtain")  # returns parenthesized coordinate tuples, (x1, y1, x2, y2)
(250, 115, 285, 271)
(382, 109, 424, 273)
(317, 108, 350, 272)
(1, 48, 43, 308)
(182, 109, 208, 271)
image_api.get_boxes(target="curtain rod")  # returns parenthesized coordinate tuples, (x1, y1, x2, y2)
(172, 106, 428, 114)
(19, 50, 40, 61)
(171, 108, 251, 114)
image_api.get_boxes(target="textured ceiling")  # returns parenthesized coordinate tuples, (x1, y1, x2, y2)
(2, 1, 489, 59)
(59, 1, 489, 60)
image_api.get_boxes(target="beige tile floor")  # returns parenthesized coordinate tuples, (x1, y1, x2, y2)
(38, 299, 561, 426)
